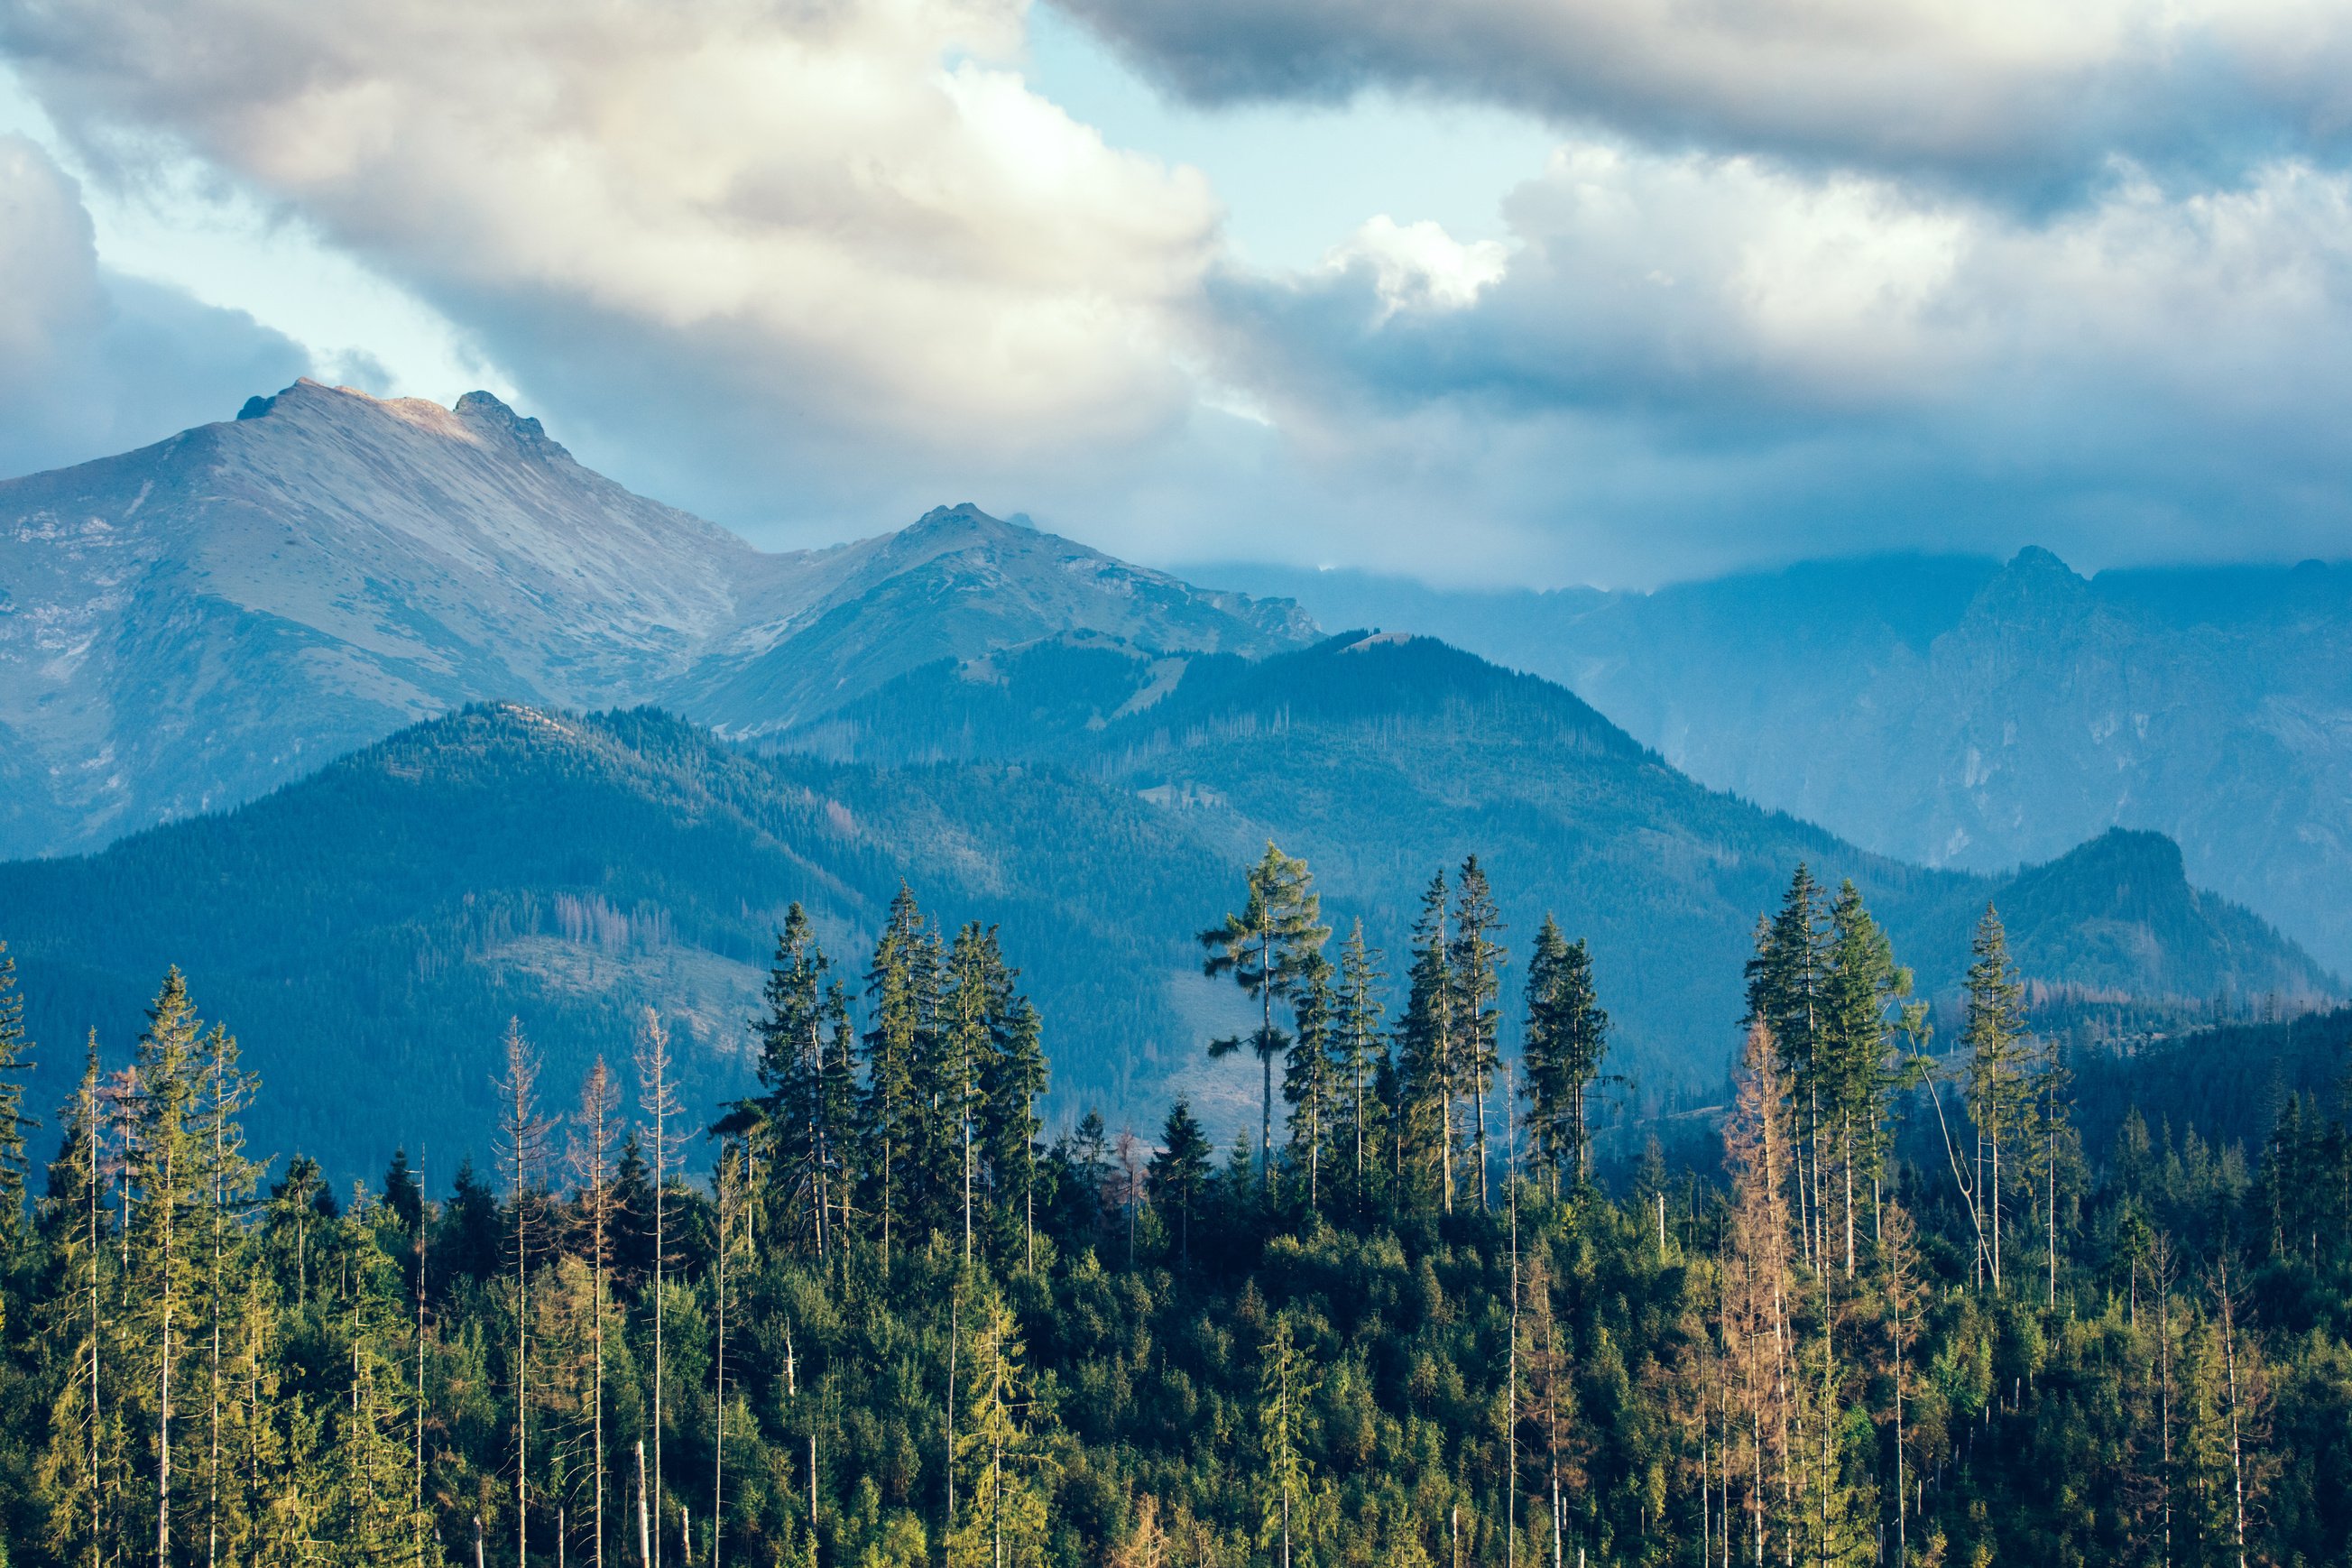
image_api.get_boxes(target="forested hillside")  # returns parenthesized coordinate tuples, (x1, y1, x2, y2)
(0, 855, 2342, 1567)
(1, 638, 2329, 1175)
(1214, 550, 2352, 974)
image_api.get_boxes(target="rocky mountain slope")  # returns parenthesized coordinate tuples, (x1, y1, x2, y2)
(0, 381, 1309, 857)
(1213, 549, 2352, 973)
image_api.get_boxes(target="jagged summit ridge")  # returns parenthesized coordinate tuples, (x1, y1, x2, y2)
(0, 384, 1314, 854)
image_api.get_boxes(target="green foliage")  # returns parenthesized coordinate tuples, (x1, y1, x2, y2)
(0, 849, 2342, 1567)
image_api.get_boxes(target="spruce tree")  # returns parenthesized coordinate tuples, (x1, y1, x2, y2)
(745, 909, 844, 1259)
(1200, 843, 1327, 1194)
(1395, 872, 1459, 1212)
(862, 885, 939, 1268)
(0, 938, 35, 1229)
(126, 968, 211, 1566)
(978, 992, 1047, 1274)
(1961, 905, 2030, 1292)
(941, 924, 1005, 1264)
(945, 1287, 1050, 1568)
(1148, 1100, 1213, 1268)
(1820, 881, 1906, 1276)
(1748, 866, 1831, 1265)
(1257, 1313, 1319, 1568)
(1281, 947, 1339, 1210)
(1331, 922, 1388, 1199)
(1450, 856, 1508, 1211)
(1521, 917, 1609, 1191)
(570, 1058, 622, 1568)
(36, 1034, 109, 1568)
(494, 1017, 554, 1566)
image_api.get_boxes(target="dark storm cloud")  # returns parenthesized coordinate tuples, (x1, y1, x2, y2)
(1049, 0, 2352, 200)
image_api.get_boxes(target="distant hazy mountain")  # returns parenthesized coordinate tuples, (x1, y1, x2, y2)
(0, 381, 1308, 857)
(1208, 550, 2352, 973)
(5, 639, 2326, 1173)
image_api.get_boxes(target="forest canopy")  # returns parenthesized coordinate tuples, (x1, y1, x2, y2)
(0, 846, 2343, 1567)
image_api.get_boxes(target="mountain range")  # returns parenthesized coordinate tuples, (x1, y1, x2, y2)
(1212, 551, 2352, 973)
(0, 378, 1307, 856)
(1, 641, 2329, 1175)
(0, 383, 2338, 1170)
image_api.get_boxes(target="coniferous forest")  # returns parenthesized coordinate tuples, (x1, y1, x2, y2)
(0, 846, 2347, 1568)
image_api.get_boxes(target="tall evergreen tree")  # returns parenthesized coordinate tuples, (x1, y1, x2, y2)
(1330, 922, 1388, 1198)
(1395, 872, 1459, 1212)
(36, 1034, 109, 1568)
(946, 1287, 1051, 1568)
(1450, 856, 1508, 1211)
(1819, 881, 1907, 1276)
(125, 968, 211, 1567)
(1748, 866, 1831, 1265)
(862, 885, 941, 1268)
(1200, 844, 1327, 1194)
(1281, 948, 1339, 1210)
(743, 909, 847, 1259)
(1961, 905, 2030, 1292)
(941, 924, 1007, 1264)
(1257, 1313, 1319, 1568)
(1148, 1101, 1213, 1268)
(977, 992, 1047, 1275)
(1520, 917, 1610, 1191)
(0, 938, 36, 1229)
(494, 1018, 554, 1566)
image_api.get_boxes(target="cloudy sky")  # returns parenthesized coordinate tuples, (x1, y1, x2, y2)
(5, 0, 2352, 586)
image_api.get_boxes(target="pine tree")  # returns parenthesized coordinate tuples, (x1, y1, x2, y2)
(942, 924, 1007, 1264)
(744, 909, 845, 1259)
(1450, 856, 1508, 1211)
(1281, 947, 1339, 1210)
(862, 885, 939, 1269)
(1819, 881, 1907, 1277)
(1331, 922, 1388, 1200)
(572, 1058, 622, 1568)
(1147, 1100, 1213, 1268)
(37, 1033, 110, 1568)
(1748, 867, 1831, 1267)
(978, 992, 1047, 1274)
(192, 1013, 261, 1568)
(1258, 1313, 1320, 1568)
(1878, 1199, 1923, 1567)
(1396, 872, 1459, 1213)
(495, 1017, 554, 1566)
(125, 968, 213, 1567)
(0, 938, 36, 1230)
(1961, 905, 2030, 1292)
(1200, 843, 1327, 1194)
(1722, 1021, 1796, 1568)
(1521, 918, 1609, 1192)
(946, 1287, 1051, 1568)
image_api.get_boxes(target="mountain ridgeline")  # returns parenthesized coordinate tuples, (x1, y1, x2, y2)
(0, 378, 1309, 858)
(0, 635, 2329, 1175)
(1213, 549, 2352, 973)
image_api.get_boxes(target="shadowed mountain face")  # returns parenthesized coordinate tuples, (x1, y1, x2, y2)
(0, 381, 1309, 858)
(1, 641, 2327, 1174)
(1208, 549, 2352, 973)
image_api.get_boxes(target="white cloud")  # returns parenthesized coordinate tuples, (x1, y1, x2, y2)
(1324, 216, 1508, 318)
(0, 134, 308, 477)
(2, 0, 1222, 530)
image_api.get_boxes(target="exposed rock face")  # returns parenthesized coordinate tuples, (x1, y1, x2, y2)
(0, 382, 1311, 856)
